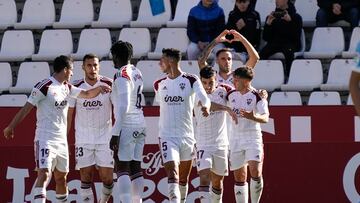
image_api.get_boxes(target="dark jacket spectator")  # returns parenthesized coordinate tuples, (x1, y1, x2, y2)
(316, 0, 359, 28)
(226, 0, 261, 53)
(260, 1, 303, 77)
(186, 0, 225, 59)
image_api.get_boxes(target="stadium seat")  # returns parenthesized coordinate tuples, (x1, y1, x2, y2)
(71, 61, 84, 82)
(0, 94, 28, 107)
(213, 60, 244, 72)
(136, 60, 165, 92)
(295, 0, 318, 27)
(320, 59, 355, 91)
(342, 27, 360, 58)
(53, 0, 93, 29)
(218, 0, 236, 23)
(116, 28, 151, 59)
(14, 0, 55, 29)
(148, 28, 189, 59)
(255, 0, 275, 25)
(180, 60, 200, 76)
(0, 0, 17, 30)
(252, 60, 284, 91)
(0, 30, 34, 62)
(303, 27, 344, 59)
(281, 59, 323, 91)
(269, 91, 302, 106)
(71, 29, 111, 60)
(91, 0, 132, 28)
(308, 91, 341, 105)
(269, 29, 306, 59)
(130, 0, 171, 28)
(32, 29, 73, 61)
(9, 62, 50, 94)
(166, 0, 198, 27)
(0, 63, 12, 94)
(99, 60, 118, 79)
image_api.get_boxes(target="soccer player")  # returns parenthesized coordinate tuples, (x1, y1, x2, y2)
(109, 41, 146, 203)
(227, 67, 269, 203)
(349, 42, 360, 115)
(154, 48, 211, 203)
(198, 29, 260, 86)
(67, 54, 114, 203)
(194, 66, 238, 203)
(3, 55, 111, 203)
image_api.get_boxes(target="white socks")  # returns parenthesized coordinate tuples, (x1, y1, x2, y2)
(55, 192, 68, 203)
(250, 177, 263, 203)
(234, 182, 248, 203)
(80, 181, 93, 202)
(33, 187, 46, 203)
(211, 187, 222, 203)
(131, 173, 144, 203)
(117, 173, 132, 203)
(168, 179, 181, 203)
(198, 185, 211, 203)
(179, 183, 188, 203)
(99, 183, 113, 203)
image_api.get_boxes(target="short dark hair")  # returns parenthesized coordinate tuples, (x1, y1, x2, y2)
(53, 55, 73, 73)
(233, 66, 254, 80)
(162, 48, 181, 62)
(216, 48, 232, 57)
(82, 53, 99, 63)
(200, 66, 216, 79)
(111, 40, 133, 62)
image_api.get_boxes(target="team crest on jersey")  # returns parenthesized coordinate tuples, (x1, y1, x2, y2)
(218, 91, 224, 98)
(163, 153, 167, 159)
(179, 83, 185, 90)
(41, 159, 45, 164)
(247, 98, 252, 105)
(133, 131, 140, 138)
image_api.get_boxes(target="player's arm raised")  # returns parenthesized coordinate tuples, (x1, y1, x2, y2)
(198, 29, 231, 69)
(3, 102, 34, 139)
(230, 29, 259, 69)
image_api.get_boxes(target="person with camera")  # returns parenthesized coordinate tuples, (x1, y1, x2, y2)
(259, 0, 302, 78)
(226, 0, 261, 63)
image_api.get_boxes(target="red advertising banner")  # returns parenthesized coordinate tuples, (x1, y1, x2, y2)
(1, 106, 360, 202)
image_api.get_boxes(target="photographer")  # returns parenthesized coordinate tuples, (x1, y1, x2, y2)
(259, 0, 302, 77)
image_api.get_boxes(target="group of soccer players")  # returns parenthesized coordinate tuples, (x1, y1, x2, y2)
(3, 29, 269, 203)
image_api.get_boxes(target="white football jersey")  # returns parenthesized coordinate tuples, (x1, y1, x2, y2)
(111, 64, 146, 135)
(216, 72, 234, 86)
(69, 76, 113, 144)
(227, 88, 269, 142)
(154, 72, 210, 141)
(27, 76, 82, 143)
(194, 84, 233, 148)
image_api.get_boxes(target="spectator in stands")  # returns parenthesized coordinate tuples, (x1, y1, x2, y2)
(187, 0, 225, 60)
(316, 0, 359, 28)
(259, 0, 302, 77)
(226, 0, 261, 62)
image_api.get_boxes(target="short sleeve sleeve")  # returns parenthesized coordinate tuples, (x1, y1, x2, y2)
(27, 87, 46, 106)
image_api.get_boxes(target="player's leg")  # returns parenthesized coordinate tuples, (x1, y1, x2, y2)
(95, 144, 115, 203)
(247, 148, 264, 203)
(160, 138, 181, 203)
(53, 168, 68, 203)
(210, 149, 228, 203)
(33, 168, 51, 203)
(230, 150, 248, 203)
(79, 166, 95, 202)
(130, 129, 146, 203)
(179, 160, 192, 203)
(196, 148, 212, 202)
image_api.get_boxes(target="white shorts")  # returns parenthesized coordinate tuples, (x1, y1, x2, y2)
(118, 127, 146, 161)
(229, 142, 264, 171)
(75, 143, 114, 170)
(196, 147, 229, 176)
(159, 137, 195, 164)
(34, 140, 69, 173)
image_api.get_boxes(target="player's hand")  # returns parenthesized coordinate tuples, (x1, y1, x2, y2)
(99, 85, 112, 94)
(201, 106, 210, 117)
(3, 126, 14, 140)
(240, 109, 254, 120)
(236, 19, 246, 30)
(109, 135, 119, 151)
(281, 11, 292, 22)
(215, 29, 232, 44)
(227, 108, 238, 125)
(266, 12, 276, 25)
(229, 29, 245, 43)
(258, 89, 268, 100)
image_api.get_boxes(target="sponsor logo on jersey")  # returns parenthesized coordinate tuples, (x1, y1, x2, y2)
(218, 91, 224, 99)
(164, 95, 185, 104)
(55, 100, 67, 107)
(179, 83, 185, 90)
(82, 100, 103, 107)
